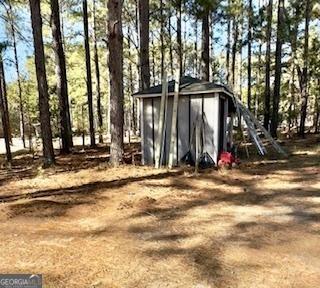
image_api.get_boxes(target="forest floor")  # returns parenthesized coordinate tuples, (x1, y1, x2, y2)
(0, 135, 319, 288)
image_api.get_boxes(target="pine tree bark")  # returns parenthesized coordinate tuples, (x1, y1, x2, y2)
(210, 12, 215, 81)
(247, 0, 252, 110)
(201, 11, 210, 81)
(177, 0, 182, 77)
(263, 0, 273, 129)
(128, 26, 135, 134)
(160, 0, 165, 78)
(138, 0, 150, 90)
(0, 52, 12, 164)
(107, 0, 124, 165)
(83, 0, 95, 147)
(226, 0, 231, 85)
(314, 82, 320, 133)
(270, 0, 284, 138)
(29, 0, 55, 166)
(194, 20, 198, 77)
(151, 31, 156, 86)
(231, 19, 238, 88)
(0, 53, 12, 147)
(168, 15, 174, 76)
(298, 0, 311, 137)
(8, 1, 25, 147)
(51, 0, 73, 153)
(93, 0, 103, 144)
(288, 18, 298, 131)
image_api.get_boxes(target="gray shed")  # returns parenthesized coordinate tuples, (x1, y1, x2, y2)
(133, 76, 236, 167)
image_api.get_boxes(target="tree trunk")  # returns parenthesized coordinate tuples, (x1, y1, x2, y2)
(255, 0, 262, 117)
(0, 52, 12, 164)
(29, 0, 55, 166)
(168, 15, 174, 76)
(128, 27, 135, 134)
(298, 0, 311, 137)
(8, 1, 26, 147)
(93, 0, 103, 144)
(151, 31, 156, 86)
(177, 0, 182, 77)
(314, 79, 320, 133)
(83, 0, 95, 147)
(107, 0, 124, 165)
(138, 0, 150, 90)
(194, 20, 198, 77)
(247, 0, 252, 110)
(160, 0, 165, 78)
(263, 0, 273, 129)
(51, 0, 73, 153)
(231, 19, 238, 88)
(226, 0, 231, 85)
(0, 54, 12, 146)
(201, 11, 210, 81)
(210, 12, 215, 81)
(270, 0, 284, 138)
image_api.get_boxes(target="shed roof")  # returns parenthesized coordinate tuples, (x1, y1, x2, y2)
(133, 76, 233, 98)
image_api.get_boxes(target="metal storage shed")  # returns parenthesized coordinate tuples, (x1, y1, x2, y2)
(133, 76, 236, 167)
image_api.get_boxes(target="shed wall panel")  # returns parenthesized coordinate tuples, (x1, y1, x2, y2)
(223, 98, 228, 150)
(141, 92, 225, 167)
(143, 98, 154, 165)
(190, 96, 203, 160)
(153, 97, 160, 165)
(203, 95, 217, 164)
(164, 96, 173, 164)
(212, 94, 220, 164)
(177, 96, 190, 162)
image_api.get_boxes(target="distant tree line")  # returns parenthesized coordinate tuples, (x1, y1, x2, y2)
(0, 0, 319, 166)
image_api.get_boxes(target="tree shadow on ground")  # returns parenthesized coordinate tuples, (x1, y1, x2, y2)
(0, 170, 183, 204)
(125, 139, 319, 285)
(0, 143, 141, 186)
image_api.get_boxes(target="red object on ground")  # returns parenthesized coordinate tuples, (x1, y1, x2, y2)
(218, 152, 240, 167)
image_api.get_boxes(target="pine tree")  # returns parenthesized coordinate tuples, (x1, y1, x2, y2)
(263, 0, 273, 129)
(29, 0, 55, 166)
(51, 0, 73, 153)
(0, 47, 11, 164)
(107, 0, 124, 165)
(83, 0, 96, 147)
(138, 0, 150, 90)
(270, 0, 284, 138)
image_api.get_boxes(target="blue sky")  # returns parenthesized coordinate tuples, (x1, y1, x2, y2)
(1, 1, 319, 85)
(0, 7, 33, 82)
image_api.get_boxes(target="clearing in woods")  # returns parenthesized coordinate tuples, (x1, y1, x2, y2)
(0, 136, 319, 287)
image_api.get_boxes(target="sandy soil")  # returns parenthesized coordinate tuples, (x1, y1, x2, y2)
(0, 136, 319, 288)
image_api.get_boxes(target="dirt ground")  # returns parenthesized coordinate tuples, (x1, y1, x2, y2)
(0, 136, 319, 288)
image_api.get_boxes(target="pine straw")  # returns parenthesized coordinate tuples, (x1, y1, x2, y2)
(0, 136, 319, 287)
